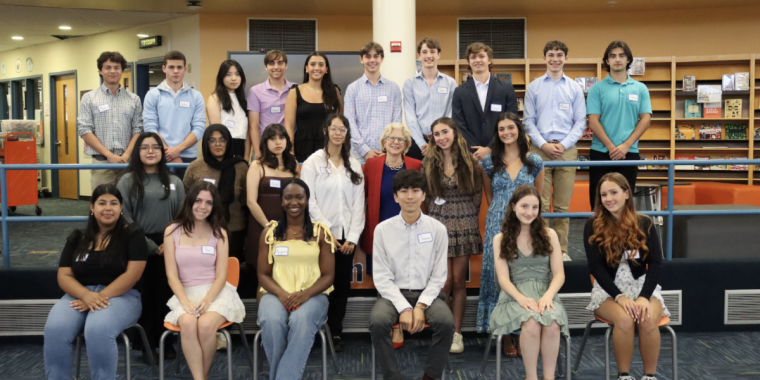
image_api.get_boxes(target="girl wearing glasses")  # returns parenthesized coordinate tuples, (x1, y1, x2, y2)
(300, 113, 365, 352)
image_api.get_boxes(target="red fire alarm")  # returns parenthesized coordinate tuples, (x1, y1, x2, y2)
(390, 41, 402, 53)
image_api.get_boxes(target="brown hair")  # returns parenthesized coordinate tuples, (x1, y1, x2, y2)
(422, 117, 481, 200)
(588, 172, 650, 266)
(417, 37, 441, 54)
(264, 50, 288, 65)
(602, 41, 633, 72)
(169, 181, 228, 242)
(499, 185, 552, 262)
(163, 50, 186, 66)
(543, 40, 568, 56)
(360, 42, 384, 58)
(97, 51, 127, 72)
(465, 42, 493, 71)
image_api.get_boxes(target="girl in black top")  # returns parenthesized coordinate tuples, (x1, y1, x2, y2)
(583, 172, 669, 380)
(44, 184, 148, 380)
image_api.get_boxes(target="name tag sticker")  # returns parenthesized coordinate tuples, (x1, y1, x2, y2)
(269, 179, 281, 188)
(179, 101, 191, 108)
(417, 232, 433, 244)
(319, 166, 332, 174)
(437, 87, 448, 94)
(225, 120, 236, 130)
(490, 103, 503, 112)
(201, 245, 216, 255)
(377, 95, 388, 103)
(628, 94, 639, 102)
(270, 106, 281, 114)
(625, 249, 640, 260)
(274, 246, 289, 256)
(433, 197, 446, 206)
(203, 178, 217, 185)
(559, 103, 570, 110)
(97, 104, 110, 113)
(170, 183, 176, 191)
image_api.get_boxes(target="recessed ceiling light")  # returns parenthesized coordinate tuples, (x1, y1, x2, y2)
(137, 34, 149, 38)
(59, 26, 72, 30)
(11, 36, 23, 40)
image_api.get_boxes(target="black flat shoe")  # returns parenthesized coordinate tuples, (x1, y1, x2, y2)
(165, 344, 177, 360)
(332, 336, 346, 352)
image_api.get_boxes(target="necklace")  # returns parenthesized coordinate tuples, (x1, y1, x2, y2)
(288, 227, 303, 236)
(385, 158, 403, 170)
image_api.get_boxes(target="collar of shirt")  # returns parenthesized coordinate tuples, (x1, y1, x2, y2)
(264, 78, 294, 94)
(539, 73, 571, 84)
(361, 73, 387, 86)
(395, 211, 425, 228)
(414, 70, 444, 82)
(474, 74, 491, 88)
(99, 83, 123, 97)
(603, 73, 634, 86)
(158, 80, 188, 95)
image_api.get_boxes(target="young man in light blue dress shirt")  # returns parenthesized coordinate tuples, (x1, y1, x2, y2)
(524, 40, 587, 261)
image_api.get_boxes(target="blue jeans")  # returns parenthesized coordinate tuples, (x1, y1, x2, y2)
(44, 285, 142, 380)
(258, 293, 328, 380)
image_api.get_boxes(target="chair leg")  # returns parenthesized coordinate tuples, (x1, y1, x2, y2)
(604, 326, 613, 380)
(74, 335, 82, 380)
(557, 335, 565, 378)
(222, 329, 233, 380)
(122, 332, 131, 380)
(233, 322, 255, 371)
(371, 344, 376, 380)
(175, 333, 183, 376)
(572, 319, 597, 374)
(446, 355, 453, 373)
(478, 333, 493, 376)
(322, 322, 341, 374)
(495, 334, 503, 380)
(663, 325, 678, 380)
(565, 335, 572, 380)
(318, 329, 328, 380)
(159, 330, 172, 380)
(131, 323, 158, 376)
(253, 331, 261, 380)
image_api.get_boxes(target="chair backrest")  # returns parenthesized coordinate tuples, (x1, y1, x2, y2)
(227, 257, 240, 287)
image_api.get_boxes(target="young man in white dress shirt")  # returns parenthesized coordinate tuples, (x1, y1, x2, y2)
(369, 170, 454, 380)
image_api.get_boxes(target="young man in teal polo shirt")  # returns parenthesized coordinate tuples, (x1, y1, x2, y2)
(586, 41, 651, 208)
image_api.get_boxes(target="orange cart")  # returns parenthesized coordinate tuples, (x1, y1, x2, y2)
(0, 132, 42, 215)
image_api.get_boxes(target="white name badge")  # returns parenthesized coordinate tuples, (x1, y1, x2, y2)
(225, 120, 236, 130)
(377, 95, 388, 103)
(559, 103, 570, 110)
(179, 101, 191, 108)
(269, 179, 281, 188)
(319, 166, 332, 174)
(274, 246, 289, 256)
(417, 232, 433, 244)
(437, 87, 448, 94)
(490, 103, 503, 112)
(625, 249, 640, 260)
(203, 178, 217, 185)
(170, 183, 176, 191)
(270, 106, 282, 114)
(628, 94, 639, 102)
(201, 245, 216, 255)
(98, 104, 110, 113)
(433, 197, 446, 206)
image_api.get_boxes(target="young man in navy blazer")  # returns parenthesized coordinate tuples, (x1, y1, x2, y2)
(452, 42, 518, 162)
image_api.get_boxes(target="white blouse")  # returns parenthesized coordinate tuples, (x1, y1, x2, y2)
(220, 94, 248, 140)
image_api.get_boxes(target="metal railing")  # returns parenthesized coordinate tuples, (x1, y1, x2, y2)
(2, 160, 760, 269)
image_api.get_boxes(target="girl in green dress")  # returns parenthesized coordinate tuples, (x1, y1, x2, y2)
(490, 185, 569, 380)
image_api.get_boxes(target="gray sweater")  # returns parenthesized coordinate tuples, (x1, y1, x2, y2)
(117, 172, 185, 253)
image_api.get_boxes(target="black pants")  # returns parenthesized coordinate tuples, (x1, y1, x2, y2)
(230, 138, 246, 160)
(589, 149, 640, 209)
(327, 236, 353, 336)
(137, 233, 174, 350)
(405, 139, 425, 161)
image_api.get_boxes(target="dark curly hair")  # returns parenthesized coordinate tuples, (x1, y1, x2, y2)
(499, 185, 552, 262)
(488, 112, 534, 177)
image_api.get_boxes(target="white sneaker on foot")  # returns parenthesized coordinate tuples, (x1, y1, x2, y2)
(562, 252, 572, 261)
(450, 332, 464, 353)
(617, 375, 635, 380)
(641, 376, 658, 380)
(216, 332, 227, 350)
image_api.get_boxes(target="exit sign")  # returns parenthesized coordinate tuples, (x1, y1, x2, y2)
(139, 36, 162, 49)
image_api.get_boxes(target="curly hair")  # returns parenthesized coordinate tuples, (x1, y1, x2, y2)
(499, 185, 552, 262)
(422, 117, 481, 200)
(588, 172, 650, 266)
(488, 112, 534, 176)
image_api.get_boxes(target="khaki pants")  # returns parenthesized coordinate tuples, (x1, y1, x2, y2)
(90, 157, 124, 191)
(530, 145, 577, 252)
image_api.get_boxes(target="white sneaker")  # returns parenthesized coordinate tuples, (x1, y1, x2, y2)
(216, 332, 227, 350)
(641, 376, 658, 380)
(450, 332, 464, 353)
(562, 252, 572, 261)
(617, 375, 635, 380)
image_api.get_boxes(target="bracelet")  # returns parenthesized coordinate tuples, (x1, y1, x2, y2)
(400, 307, 413, 314)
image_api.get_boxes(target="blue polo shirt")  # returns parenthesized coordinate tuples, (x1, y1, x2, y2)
(587, 74, 652, 153)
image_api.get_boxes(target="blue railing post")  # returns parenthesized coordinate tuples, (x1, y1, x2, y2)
(666, 163, 675, 261)
(1, 167, 9, 269)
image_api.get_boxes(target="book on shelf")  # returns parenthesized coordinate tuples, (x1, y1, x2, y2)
(709, 155, 728, 170)
(578, 155, 590, 170)
(517, 98, 524, 111)
(697, 85, 722, 103)
(581, 125, 593, 140)
(699, 123, 721, 139)
(675, 155, 695, 170)
(724, 124, 747, 140)
(729, 156, 748, 171)
(703, 103, 722, 119)
(724, 99, 742, 119)
(585, 77, 597, 92)
(722, 74, 735, 91)
(638, 155, 648, 170)
(754, 126, 760, 140)
(495, 73, 512, 83)
(735, 72, 750, 91)
(694, 155, 711, 170)
(628, 58, 645, 76)
(682, 76, 696, 91)
(676, 124, 697, 140)
(685, 100, 702, 118)
(461, 73, 471, 83)
(649, 154, 668, 170)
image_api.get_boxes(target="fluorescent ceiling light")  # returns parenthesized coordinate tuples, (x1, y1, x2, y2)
(11, 36, 23, 40)
(59, 26, 72, 30)
(137, 34, 149, 38)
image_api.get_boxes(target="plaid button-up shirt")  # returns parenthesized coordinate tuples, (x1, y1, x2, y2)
(77, 83, 143, 156)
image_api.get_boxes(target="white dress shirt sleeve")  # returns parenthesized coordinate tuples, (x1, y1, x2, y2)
(346, 159, 366, 244)
(417, 221, 448, 307)
(373, 225, 413, 312)
(301, 153, 333, 229)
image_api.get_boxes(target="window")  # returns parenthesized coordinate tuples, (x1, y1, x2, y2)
(458, 18, 526, 59)
(248, 19, 317, 53)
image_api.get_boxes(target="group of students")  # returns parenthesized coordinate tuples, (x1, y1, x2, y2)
(43, 37, 664, 380)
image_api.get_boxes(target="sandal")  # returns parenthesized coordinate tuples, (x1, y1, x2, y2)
(392, 327, 404, 349)
(501, 335, 522, 358)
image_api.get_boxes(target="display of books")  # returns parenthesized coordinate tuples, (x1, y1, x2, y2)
(684, 100, 702, 118)
(694, 155, 711, 170)
(628, 58, 645, 76)
(710, 155, 728, 170)
(697, 85, 722, 103)
(754, 126, 760, 140)
(676, 125, 697, 140)
(495, 73, 512, 83)
(729, 156, 748, 171)
(649, 155, 667, 170)
(585, 77, 597, 92)
(682, 76, 696, 91)
(675, 155, 695, 170)
(699, 123, 721, 139)
(725, 99, 742, 119)
(461, 73, 471, 83)
(578, 155, 590, 170)
(638, 155, 648, 170)
(735, 72, 750, 91)
(722, 74, 735, 91)
(724, 124, 746, 140)
(517, 98, 524, 112)
(581, 126, 593, 140)
(703, 103, 722, 118)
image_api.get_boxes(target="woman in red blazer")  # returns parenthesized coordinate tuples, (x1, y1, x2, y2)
(361, 122, 421, 348)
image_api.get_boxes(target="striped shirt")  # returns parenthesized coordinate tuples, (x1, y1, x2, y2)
(344, 74, 402, 157)
(402, 71, 457, 148)
(77, 84, 143, 156)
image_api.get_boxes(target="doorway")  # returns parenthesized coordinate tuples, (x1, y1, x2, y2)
(135, 58, 163, 103)
(51, 74, 78, 199)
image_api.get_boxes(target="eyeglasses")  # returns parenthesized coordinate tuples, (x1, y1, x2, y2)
(139, 145, 161, 152)
(384, 136, 406, 144)
(328, 126, 348, 135)
(209, 138, 227, 146)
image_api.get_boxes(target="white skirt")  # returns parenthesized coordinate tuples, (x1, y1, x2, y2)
(164, 282, 246, 325)
(587, 260, 671, 317)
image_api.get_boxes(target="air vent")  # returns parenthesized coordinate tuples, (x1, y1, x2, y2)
(0, 300, 57, 336)
(725, 290, 760, 325)
(248, 19, 316, 53)
(458, 18, 526, 59)
(51, 35, 82, 40)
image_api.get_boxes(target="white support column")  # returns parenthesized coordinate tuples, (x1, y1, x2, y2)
(373, 0, 416, 99)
